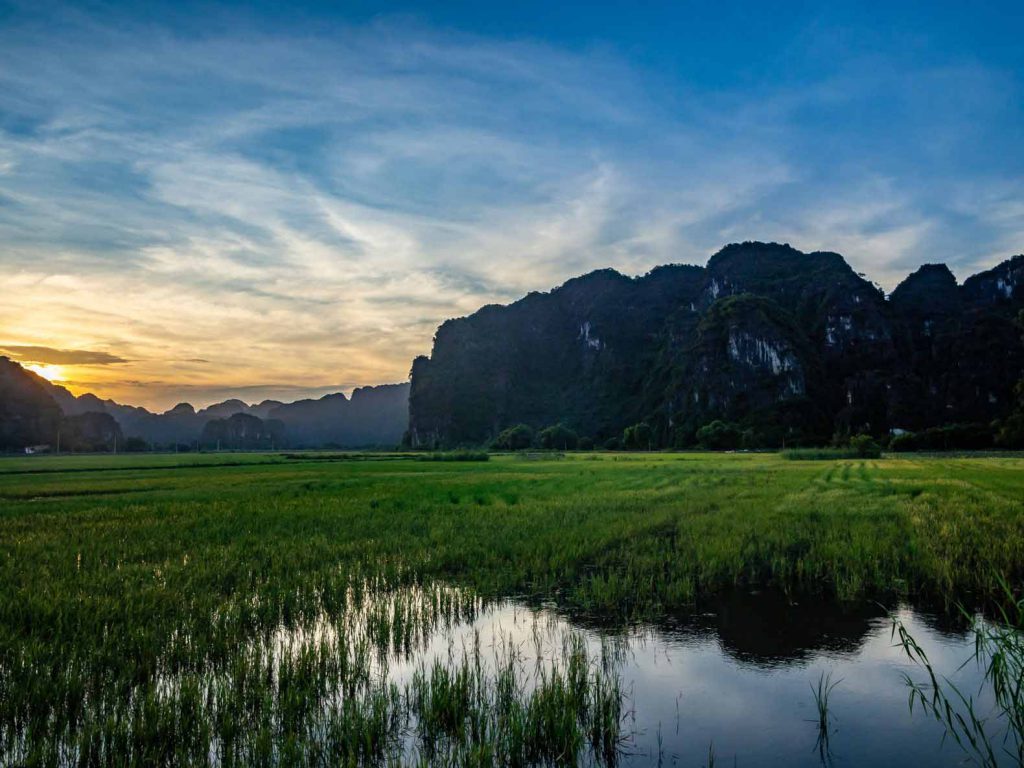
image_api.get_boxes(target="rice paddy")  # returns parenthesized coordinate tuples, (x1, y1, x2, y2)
(1, 451, 1022, 765)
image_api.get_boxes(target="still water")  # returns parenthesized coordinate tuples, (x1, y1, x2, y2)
(374, 589, 1001, 766)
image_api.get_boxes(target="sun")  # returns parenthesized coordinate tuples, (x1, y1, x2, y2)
(25, 363, 66, 382)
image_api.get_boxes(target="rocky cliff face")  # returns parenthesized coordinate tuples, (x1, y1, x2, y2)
(409, 265, 707, 446)
(409, 242, 1024, 447)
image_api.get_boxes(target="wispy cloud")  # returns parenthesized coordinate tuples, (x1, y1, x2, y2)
(0, 7, 1021, 409)
(0, 345, 127, 365)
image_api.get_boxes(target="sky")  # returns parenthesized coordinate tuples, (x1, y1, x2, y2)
(1, 0, 1022, 410)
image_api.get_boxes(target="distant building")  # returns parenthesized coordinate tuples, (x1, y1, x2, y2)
(24, 445, 52, 455)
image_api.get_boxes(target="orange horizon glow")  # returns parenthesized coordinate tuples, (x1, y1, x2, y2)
(25, 363, 66, 383)
(3, 346, 402, 412)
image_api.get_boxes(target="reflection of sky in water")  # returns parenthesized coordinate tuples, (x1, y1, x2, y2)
(383, 596, 1004, 767)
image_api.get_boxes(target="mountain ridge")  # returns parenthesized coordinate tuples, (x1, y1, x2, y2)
(409, 241, 1024, 448)
(0, 361, 410, 450)
(5, 240, 1023, 452)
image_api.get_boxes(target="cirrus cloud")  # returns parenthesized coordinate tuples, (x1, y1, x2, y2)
(0, 5, 1021, 409)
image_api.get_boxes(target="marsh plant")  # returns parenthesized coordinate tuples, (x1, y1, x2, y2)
(893, 580, 1024, 767)
(0, 580, 625, 767)
(810, 671, 842, 764)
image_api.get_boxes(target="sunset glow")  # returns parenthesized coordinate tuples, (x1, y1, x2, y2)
(1, 2, 1022, 412)
(24, 364, 66, 383)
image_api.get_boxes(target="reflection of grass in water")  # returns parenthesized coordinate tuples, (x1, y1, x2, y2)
(894, 578, 1024, 767)
(2, 581, 624, 765)
(2, 451, 1024, 763)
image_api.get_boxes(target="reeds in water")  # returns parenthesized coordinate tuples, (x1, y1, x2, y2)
(893, 578, 1024, 767)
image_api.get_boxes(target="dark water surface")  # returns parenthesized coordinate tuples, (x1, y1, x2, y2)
(381, 590, 1000, 767)
(8, 582, 1004, 766)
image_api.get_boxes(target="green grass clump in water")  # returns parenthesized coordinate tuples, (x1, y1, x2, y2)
(1, 450, 1023, 763)
(810, 670, 841, 761)
(408, 631, 621, 765)
(781, 447, 881, 460)
(419, 449, 490, 462)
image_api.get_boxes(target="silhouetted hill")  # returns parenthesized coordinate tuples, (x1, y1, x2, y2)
(200, 413, 285, 450)
(60, 412, 123, 452)
(13, 368, 410, 450)
(1, 359, 124, 452)
(409, 264, 708, 444)
(409, 242, 1024, 447)
(0, 357, 63, 449)
(268, 384, 410, 447)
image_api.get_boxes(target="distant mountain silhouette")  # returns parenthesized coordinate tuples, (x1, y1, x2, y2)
(6, 240, 1023, 453)
(409, 241, 1024, 448)
(200, 412, 286, 450)
(268, 385, 410, 447)
(0, 357, 63, 450)
(0, 359, 410, 451)
(0, 359, 122, 452)
(60, 412, 123, 452)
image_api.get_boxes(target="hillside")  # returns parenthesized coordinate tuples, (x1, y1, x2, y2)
(0, 360, 410, 450)
(409, 242, 1024, 447)
(53, 384, 411, 449)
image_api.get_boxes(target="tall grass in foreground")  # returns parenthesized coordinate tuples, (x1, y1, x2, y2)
(893, 579, 1024, 767)
(0, 580, 624, 766)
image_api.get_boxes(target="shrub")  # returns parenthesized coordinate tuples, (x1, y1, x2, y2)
(695, 420, 742, 451)
(848, 434, 881, 458)
(122, 437, 150, 453)
(577, 436, 594, 451)
(622, 422, 652, 450)
(782, 447, 861, 460)
(888, 433, 915, 452)
(492, 424, 534, 450)
(889, 423, 995, 452)
(538, 423, 578, 450)
(782, 434, 880, 460)
(996, 413, 1024, 449)
(995, 377, 1024, 448)
(419, 450, 490, 462)
(603, 437, 622, 450)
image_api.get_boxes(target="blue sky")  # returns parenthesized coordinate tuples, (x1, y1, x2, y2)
(1, 0, 1022, 408)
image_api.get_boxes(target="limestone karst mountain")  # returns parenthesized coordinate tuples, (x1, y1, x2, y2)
(409, 242, 1024, 447)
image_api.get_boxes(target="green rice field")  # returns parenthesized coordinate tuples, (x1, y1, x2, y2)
(2, 451, 1023, 765)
